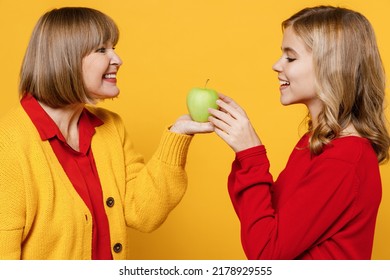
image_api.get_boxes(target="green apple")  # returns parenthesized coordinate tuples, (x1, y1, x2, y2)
(187, 87, 219, 122)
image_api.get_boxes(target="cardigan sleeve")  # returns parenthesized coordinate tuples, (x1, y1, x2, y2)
(112, 114, 193, 233)
(228, 145, 359, 259)
(124, 130, 192, 232)
(0, 146, 25, 259)
(87, 105, 194, 238)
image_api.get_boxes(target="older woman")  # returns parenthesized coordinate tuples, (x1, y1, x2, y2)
(0, 7, 213, 260)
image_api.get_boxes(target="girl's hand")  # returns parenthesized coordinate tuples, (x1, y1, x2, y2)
(170, 115, 214, 135)
(208, 94, 262, 152)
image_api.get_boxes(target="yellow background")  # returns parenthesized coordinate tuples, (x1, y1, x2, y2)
(0, 0, 389, 259)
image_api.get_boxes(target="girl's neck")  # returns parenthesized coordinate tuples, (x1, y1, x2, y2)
(340, 123, 361, 138)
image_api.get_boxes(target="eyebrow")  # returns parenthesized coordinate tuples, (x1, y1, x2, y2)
(282, 47, 298, 56)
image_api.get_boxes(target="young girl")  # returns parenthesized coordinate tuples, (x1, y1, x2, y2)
(209, 6, 390, 259)
(0, 7, 213, 259)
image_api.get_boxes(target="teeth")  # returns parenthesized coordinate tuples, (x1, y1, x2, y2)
(279, 80, 290, 86)
(104, 73, 116, 79)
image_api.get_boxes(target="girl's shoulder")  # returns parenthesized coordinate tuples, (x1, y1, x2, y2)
(322, 136, 376, 165)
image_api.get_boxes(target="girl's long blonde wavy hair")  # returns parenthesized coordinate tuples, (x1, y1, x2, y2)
(283, 6, 390, 163)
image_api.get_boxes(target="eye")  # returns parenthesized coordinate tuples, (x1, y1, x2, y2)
(286, 57, 296, 63)
(96, 47, 106, 53)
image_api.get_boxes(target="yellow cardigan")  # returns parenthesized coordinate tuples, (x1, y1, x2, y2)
(0, 105, 192, 259)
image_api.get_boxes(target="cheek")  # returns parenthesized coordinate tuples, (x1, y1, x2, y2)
(82, 56, 107, 79)
(82, 73, 102, 94)
(82, 64, 103, 85)
(303, 70, 317, 92)
(82, 63, 93, 86)
(292, 65, 315, 88)
(82, 70, 93, 87)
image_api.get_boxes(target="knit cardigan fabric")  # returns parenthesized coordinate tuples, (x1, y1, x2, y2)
(0, 105, 192, 260)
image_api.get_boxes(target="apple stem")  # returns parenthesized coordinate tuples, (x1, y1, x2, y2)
(204, 79, 210, 88)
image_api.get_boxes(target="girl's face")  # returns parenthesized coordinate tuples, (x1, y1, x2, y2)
(272, 27, 322, 118)
(82, 43, 122, 101)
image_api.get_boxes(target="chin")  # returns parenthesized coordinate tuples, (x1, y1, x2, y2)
(90, 91, 120, 101)
(280, 97, 292, 106)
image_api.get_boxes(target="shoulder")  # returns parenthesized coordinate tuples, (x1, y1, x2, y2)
(85, 105, 122, 123)
(322, 136, 377, 164)
(317, 137, 379, 183)
(85, 105, 125, 131)
(0, 106, 36, 149)
(85, 105, 127, 141)
(0, 105, 26, 128)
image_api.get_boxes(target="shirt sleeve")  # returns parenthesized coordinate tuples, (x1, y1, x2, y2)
(228, 145, 358, 259)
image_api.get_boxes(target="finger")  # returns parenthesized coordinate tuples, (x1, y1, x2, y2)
(191, 122, 214, 133)
(217, 95, 248, 117)
(217, 93, 233, 103)
(208, 107, 236, 127)
(170, 117, 214, 134)
(208, 115, 232, 135)
(213, 126, 232, 144)
(175, 114, 192, 122)
(216, 99, 244, 120)
(218, 106, 231, 117)
(218, 94, 240, 110)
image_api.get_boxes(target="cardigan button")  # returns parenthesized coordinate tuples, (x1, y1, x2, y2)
(113, 243, 122, 253)
(106, 197, 115, 207)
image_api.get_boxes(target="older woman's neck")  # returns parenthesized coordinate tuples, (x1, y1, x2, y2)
(38, 101, 85, 151)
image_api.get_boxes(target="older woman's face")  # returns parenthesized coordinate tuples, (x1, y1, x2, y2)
(82, 43, 122, 101)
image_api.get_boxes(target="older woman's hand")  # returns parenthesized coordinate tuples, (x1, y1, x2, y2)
(169, 115, 214, 135)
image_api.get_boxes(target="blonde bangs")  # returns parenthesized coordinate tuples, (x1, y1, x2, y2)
(80, 9, 120, 54)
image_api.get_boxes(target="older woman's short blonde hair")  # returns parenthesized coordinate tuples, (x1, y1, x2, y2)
(19, 7, 119, 107)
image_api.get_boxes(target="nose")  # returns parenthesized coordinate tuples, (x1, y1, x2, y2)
(110, 51, 123, 67)
(272, 57, 282, 73)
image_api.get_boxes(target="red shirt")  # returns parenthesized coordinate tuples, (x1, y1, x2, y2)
(21, 95, 113, 260)
(228, 134, 381, 259)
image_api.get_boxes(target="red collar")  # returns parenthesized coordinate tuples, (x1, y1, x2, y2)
(21, 94, 104, 153)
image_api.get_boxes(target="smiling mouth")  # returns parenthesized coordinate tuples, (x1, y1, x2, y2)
(279, 79, 290, 89)
(104, 73, 117, 79)
(279, 80, 290, 86)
